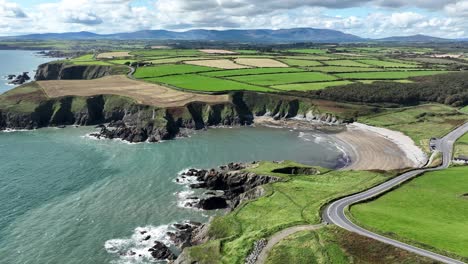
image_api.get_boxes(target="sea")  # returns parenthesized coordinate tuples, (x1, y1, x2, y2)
(0, 50, 348, 264)
(0, 50, 53, 94)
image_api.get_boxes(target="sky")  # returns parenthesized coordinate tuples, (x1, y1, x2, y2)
(0, 0, 467, 38)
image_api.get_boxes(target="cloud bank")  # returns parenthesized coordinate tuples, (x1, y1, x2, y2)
(0, 0, 466, 38)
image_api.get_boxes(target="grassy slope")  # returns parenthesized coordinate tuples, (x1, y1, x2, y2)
(359, 104, 468, 152)
(186, 161, 393, 263)
(454, 133, 468, 157)
(0, 82, 47, 112)
(265, 227, 435, 264)
(351, 166, 468, 261)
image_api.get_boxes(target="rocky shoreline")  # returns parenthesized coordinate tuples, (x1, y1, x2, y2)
(136, 162, 280, 263)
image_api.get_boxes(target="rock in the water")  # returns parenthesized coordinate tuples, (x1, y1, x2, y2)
(148, 241, 176, 260)
(8, 72, 30, 85)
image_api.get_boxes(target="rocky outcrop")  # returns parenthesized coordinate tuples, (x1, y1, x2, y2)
(8, 72, 30, 85)
(34, 62, 113, 80)
(178, 162, 280, 210)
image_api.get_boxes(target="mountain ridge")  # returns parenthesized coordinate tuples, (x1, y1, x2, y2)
(0, 28, 465, 43)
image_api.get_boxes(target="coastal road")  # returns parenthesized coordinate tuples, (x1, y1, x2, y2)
(323, 122, 468, 264)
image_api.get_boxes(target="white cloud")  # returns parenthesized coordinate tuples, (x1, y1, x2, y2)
(0, 0, 467, 38)
(0, 0, 27, 18)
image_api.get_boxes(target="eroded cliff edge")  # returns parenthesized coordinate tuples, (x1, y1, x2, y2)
(0, 81, 348, 142)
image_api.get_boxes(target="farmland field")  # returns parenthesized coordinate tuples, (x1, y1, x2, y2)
(324, 60, 371, 67)
(234, 58, 289, 68)
(227, 72, 337, 86)
(309, 66, 384, 73)
(337, 71, 448, 80)
(351, 166, 468, 261)
(61, 47, 459, 94)
(357, 59, 419, 68)
(272, 81, 353, 91)
(184, 59, 248, 69)
(134, 64, 217, 78)
(37, 75, 229, 107)
(279, 59, 322, 67)
(147, 74, 273, 92)
(201, 67, 304, 77)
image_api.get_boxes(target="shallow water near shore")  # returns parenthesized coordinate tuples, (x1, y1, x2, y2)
(0, 126, 347, 264)
(0, 50, 52, 94)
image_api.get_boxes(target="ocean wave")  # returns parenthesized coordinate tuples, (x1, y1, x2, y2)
(105, 224, 173, 264)
(1, 128, 33, 133)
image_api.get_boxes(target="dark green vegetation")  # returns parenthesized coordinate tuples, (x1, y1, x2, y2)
(265, 227, 436, 264)
(182, 161, 394, 263)
(314, 72, 468, 107)
(351, 166, 468, 262)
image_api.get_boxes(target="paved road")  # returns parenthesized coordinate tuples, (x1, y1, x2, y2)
(255, 224, 325, 264)
(324, 122, 468, 264)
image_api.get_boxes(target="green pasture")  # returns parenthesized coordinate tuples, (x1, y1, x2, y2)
(337, 71, 448, 80)
(272, 81, 354, 91)
(201, 67, 304, 77)
(351, 166, 468, 260)
(134, 64, 217, 78)
(227, 72, 337, 86)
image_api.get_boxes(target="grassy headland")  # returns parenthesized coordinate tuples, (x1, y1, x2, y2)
(182, 161, 395, 263)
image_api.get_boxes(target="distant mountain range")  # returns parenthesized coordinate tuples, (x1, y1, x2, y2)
(1, 28, 466, 43)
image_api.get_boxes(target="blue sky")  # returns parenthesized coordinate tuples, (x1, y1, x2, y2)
(0, 0, 467, 38)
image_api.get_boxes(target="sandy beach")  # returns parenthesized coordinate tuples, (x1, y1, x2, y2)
(254, 117, 427, 171)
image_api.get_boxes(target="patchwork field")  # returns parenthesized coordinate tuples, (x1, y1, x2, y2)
(61, 47, 455, 93)
(37, 75, 229, 107)
(184, 59, 249, 69)
(351, 166, 468, 261)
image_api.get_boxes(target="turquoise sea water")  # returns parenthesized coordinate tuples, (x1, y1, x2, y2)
(0, 50, 52, 94)
(0, 126, 347, 264)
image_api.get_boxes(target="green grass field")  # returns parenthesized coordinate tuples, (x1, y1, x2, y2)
(130, 49, 202, 57)
(279, 59, 323, 67)
(357, 59, 418, 68)
(147, 74, 272, 92)
(272, 81, 353, 91)
(337, 71, 448, 80)
(287, 49, 328, 54)
(324, 60, 371, 67)
(461, 106, 468, 114)
(309, 66, 384, 73)
(184, 161, 393, 263)
(265, 226, 435, 264)
(351, 166, 468, 260)
(360, 104, 468, 152)
(134, 64, 217, 78)
(227, 72, 337, 86)
(201, 67, 304, 77)
(454, 133, 468, 158)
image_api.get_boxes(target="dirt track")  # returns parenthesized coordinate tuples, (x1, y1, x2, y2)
(37, 75, 230, 108)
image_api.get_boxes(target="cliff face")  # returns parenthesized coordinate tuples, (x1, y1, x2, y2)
(0, 88, 342, 142)
(35, 62, 113, 80)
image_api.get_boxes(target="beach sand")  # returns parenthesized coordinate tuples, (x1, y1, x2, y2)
(254, 117, 427, 171)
